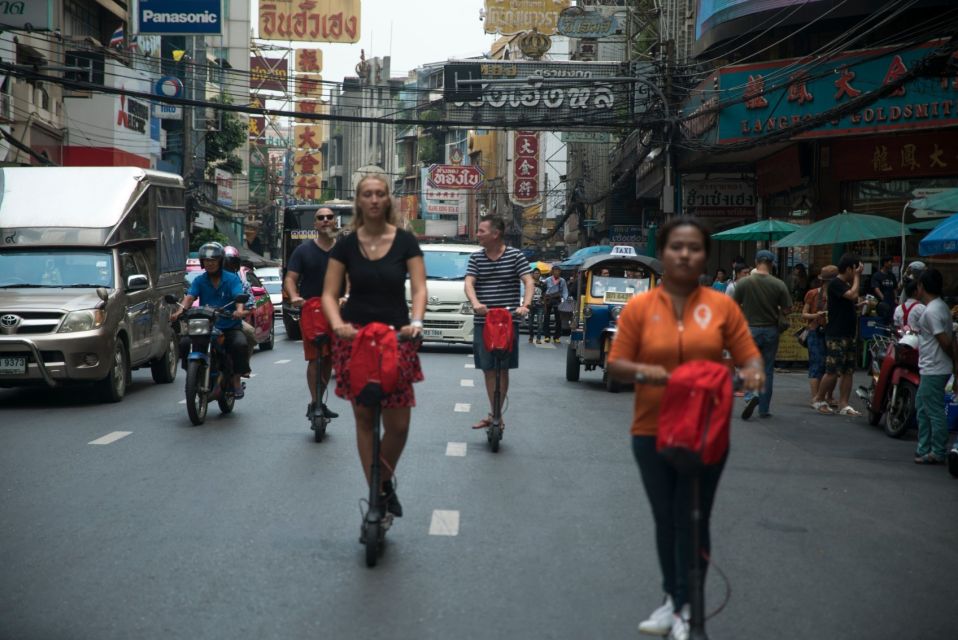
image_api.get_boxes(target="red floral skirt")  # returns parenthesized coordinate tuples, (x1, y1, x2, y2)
(331, 329, 424, 408)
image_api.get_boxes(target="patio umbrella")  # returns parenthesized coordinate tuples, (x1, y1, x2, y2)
(919, 212, 958, 256)
(556, 245, 612, 269)
(529, 261, 552, 274)
(774, 210, 907, 248)
(908, 217, 951, 231)
(711, 219, 802, 242)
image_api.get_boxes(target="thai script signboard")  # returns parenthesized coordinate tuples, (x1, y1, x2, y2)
(251, 56, 288, 93)
(557, 10, 618, 38)
(427, 164, 485, 190)
(258, 0, 360, 43)
(716, 41, 958, 143)
(483, 0, 570, 35)
(682, 180, 756, 218)
(0, 1, 54, 30)
(445, 60, 631, 129)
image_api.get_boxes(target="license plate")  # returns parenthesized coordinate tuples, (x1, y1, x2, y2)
(0, 356, 27, 375)
(604, 291, 632, 304)
(422, 329, 443, 338)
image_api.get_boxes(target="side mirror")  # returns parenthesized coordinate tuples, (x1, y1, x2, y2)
(235, 293, 250, 304)
(126, 274, 149, 292)
(250, 286, 266, 296)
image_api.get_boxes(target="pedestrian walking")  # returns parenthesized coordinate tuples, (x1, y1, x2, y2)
(812, 253, 865, 416)
(913, 268, 955, 465)
(527, 269, 546, 343)
(724, 262, 750, 299)
(802, 265, 837, 406)
(542, 265, 569, 344)
(285, 207, 340, 422)
(463, 215, 533, 431)
(732, 249, 792, 419)
(711, 268, 729, 292)
(321, 174, 426, 518)
(607, 216, 763, 640)
(870, 255, 898, 323)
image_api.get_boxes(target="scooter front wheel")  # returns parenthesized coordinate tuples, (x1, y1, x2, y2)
(363, 520, 381, 567)
(488, 421, 502, 452)
(312, 413, 328, 442)
(185, 361, 208, 426)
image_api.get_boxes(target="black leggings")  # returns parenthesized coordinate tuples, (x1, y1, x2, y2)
(544, 303, 562, 339)
(632, 436, 726, 610)
(179, 329, 250, 375)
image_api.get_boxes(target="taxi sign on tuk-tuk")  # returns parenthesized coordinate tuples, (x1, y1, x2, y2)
(609, 245, 638, 257)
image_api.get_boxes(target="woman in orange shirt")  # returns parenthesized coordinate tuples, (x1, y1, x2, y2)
(608, 217, 763, 640)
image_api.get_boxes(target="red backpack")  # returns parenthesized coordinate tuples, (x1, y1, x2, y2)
(299, 297, 330, 343)
(349, 322, 399, 401)
(657, 360, 733, 473)
(483, 308, 515, 353)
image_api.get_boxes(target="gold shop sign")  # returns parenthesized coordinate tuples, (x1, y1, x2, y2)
(259, 0, 360, 43)
(483, 0, 570, 36)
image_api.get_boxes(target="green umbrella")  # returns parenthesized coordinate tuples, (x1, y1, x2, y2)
(774, 210, 908, 248)
(909, 217, 953, 231)
(711, 219, 802, 242)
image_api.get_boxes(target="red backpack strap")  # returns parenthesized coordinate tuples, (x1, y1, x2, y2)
(902, 300, 918, 326)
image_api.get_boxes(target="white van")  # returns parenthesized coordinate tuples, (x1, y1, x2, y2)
(410, 244, 482, 344)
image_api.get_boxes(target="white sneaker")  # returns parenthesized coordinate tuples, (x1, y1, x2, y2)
(638, 595, 674, 636)
(668, 605, 690, 640)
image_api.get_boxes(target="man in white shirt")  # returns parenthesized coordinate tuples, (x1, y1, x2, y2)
(914, 269, 954, 465)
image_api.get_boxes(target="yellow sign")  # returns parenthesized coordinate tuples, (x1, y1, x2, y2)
(294, 150, 323, 175)
(295, 74, 324, 99)
(295, 48, 323, 73)
(259, 0, 361, 43)
(294, 124, 323, 150)
(483, 0, 570, 36)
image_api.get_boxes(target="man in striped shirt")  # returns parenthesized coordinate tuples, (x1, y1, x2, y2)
(464, 215, 534, 430)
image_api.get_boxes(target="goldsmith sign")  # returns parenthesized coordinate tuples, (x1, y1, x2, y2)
(445, 60, 629, 129)
(483, 0, 571, 36)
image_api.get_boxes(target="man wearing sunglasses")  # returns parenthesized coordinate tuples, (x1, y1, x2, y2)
(285, 208, 341, 423)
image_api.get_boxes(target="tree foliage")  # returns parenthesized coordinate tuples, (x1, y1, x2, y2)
(205, 97, 246, 176)
(190, 228, 230, 252)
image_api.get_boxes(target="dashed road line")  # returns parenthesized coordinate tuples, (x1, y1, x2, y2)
(446, 442, 467, 457)
(178, 400, 186, 404)
(454, 403, 471, 413)
(89, 431, 132, 445)
(429, 510, 460, 536)
(460, 379, 474, 387)
(274, 359, 291, 364)
(464, 364, 475, 369)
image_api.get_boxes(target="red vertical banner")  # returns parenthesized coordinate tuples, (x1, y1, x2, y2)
(512, 131, 540, 204)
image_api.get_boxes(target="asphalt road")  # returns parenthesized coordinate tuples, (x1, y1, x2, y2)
(1, 323, 956, 640)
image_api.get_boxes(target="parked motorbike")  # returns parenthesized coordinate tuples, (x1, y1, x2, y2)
(165, 293, 249, 426)
(856, 327, 920, 438)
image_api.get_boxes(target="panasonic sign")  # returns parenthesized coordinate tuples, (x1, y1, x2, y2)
(136, 0, 223, 35)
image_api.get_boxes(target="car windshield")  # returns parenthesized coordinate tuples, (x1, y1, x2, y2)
(264, 281, 282, 295)
(0, 249, 114, 288)
(590, 275, 650, 298)
(423, 250, 476, 280)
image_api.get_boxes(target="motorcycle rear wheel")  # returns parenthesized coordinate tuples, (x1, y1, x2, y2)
(885, 380, 917, 438)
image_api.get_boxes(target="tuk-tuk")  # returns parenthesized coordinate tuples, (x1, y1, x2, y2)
(565, 246, 663, 392)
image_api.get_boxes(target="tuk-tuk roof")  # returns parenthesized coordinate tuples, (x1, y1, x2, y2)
(580, 253, 663, 274)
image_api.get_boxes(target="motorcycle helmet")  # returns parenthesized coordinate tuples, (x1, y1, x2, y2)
(197, 242, 225, 268)
(223, 245, 241, 273)
(898, 332, 920, 350)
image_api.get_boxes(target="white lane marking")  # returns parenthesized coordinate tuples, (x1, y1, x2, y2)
(178, 400, 186, 404)
(464, 364, 475, 369)
(429, 510, 460, 536)
(460, 379, 474, 387)
(454, 403, 471, 413)
(274, 359, 291, 364)
(89, 431, 132, 445)
(535, 343, 556, 349)
(446, 442, 467, 457)
(248, 373, 258, 378)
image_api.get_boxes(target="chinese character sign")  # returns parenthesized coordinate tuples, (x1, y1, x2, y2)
(483, 0, 570, 36)
(295, 74, 324, 99)
(296, 100, 323, 114)
(294, 150, 323, 175)
(295, 48, 323, 73)
(511, 131, 540, 205)
(259, 0, 361, 43)
(249, 116, 266, 141)
(294, 124, 322, 150)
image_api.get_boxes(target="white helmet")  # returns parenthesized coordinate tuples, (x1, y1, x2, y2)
(898, 332, 920, 350)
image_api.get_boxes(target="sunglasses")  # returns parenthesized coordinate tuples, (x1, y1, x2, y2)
(315, 214, 335, 221)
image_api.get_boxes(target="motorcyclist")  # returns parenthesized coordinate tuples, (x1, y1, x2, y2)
(223, 245, 258, 365)
(171, 242, 250, 398)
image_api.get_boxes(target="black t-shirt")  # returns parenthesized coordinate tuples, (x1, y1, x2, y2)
(826, 277, 857, 338)
(870, 269, 897, 303)
(287, 240, 332, 299)
(330, 228, 423, 327)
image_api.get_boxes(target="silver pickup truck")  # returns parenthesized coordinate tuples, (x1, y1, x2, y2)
(0, 167, 188, 402)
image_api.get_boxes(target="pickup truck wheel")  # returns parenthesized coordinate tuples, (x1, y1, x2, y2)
(259, 320, 275, 351)
(151, 335, 178, 383)
(97, 341, 129, 403)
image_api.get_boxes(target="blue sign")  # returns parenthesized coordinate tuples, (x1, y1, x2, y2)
(137, 0, 222, 35)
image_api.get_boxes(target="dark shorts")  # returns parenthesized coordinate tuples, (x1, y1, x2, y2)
(825, 337, 857, 375)
(473, 322, 520, 371)
(331, 328, 423, 408)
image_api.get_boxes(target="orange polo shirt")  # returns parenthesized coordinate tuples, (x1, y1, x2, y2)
(608, 286, 760, 437)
